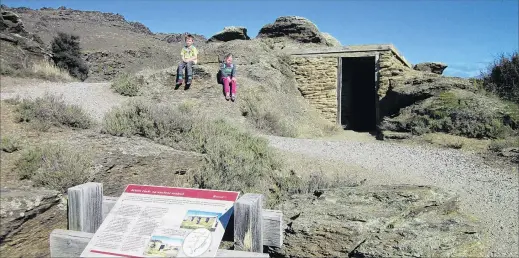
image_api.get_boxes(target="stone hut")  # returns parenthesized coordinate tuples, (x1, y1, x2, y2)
(289, 44, 411, 132)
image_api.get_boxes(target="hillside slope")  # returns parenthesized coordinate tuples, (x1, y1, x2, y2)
(1, 5, 195, 81)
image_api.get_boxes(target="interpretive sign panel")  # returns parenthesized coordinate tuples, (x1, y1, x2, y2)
(80, 184, 240, 258)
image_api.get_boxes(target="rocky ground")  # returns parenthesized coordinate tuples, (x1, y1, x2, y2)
(2, 78, 518, 257)
(267, 135, 518, 257)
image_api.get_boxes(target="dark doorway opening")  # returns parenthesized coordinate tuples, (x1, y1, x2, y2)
(339, 56, 377, 132)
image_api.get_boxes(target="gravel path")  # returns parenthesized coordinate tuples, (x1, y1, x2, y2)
(0, 80, 128, 122)
(2, 80, 518, 256)
(267, 135, 519, 257)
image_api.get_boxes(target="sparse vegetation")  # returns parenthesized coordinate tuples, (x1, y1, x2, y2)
(240, 89, 298, 137)
(11, 94, 93, 131)
(481, 51, 519, 104)
(50, 32, 89, 81)
(111, 72, 145, 96)
(101, 99, 341, 205)
(384, 89, 519, 139)
(489, 136, 519, 152)
(15, 143, 93, 192)
(1, 135, 22, 153)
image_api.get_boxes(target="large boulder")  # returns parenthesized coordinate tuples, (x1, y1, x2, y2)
(0, 187, 62, 242)
(379, 71, 474, 118)
(381, 88, 519, 138)
(257, 16, 324, 44)
(321, 32, 341, 47)
(414, 62, 448, 75)
(208, 26, 250, 42)
(273, 185, 486, 257)
(0, 10, 24, 33)
(0, 9, 49, 70)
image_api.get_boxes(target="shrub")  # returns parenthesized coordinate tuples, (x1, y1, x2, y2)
(1, 135, 22, 153)
(12, 94, 93, 131)
(15, 143, 93, 192)
(488, 136, 519, 152)
(111, 72, 145, 96)
(50, 32, 89, 81)
(102, 100, 288, 204)
(481, 51, 519, 104)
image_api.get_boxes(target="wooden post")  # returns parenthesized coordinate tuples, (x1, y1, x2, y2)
(263, 209, 283, 248)
(67, 182, 103, 233)
(234, 193, 263, 253)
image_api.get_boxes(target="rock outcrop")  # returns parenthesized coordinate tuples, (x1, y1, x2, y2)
(0, 187, 61, 242)
(257, 16, 324, 44)
(321, 32, 341, 47)
(208, 26, 250, 42)
(157, 32, 207, 44)
(414, 62, 448, 75)
(274, 185, 486, 257)
(0, 9, 50, 70)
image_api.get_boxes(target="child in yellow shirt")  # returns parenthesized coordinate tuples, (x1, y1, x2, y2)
(176, 34, 198, 86)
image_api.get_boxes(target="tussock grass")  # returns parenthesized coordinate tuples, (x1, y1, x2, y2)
(15, 143, 93, 192)
(111, 72, 145, 96)
(31, 60, 74, 82)
(101, 99, 345, 206)
(11, 94, 93, 131)
(0, 60, 74, 82)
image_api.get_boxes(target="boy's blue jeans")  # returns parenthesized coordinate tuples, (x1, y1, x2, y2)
(177, 61, 194, 80)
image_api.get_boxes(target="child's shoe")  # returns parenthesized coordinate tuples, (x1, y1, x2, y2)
(225, 94, 230, 101)
(231, 94, 236, 102)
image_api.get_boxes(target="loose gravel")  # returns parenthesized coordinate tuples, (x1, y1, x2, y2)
(267, 135, 519, 257)
(0, 80, 128, 122)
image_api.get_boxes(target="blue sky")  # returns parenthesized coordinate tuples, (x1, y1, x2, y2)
(3, 0, 518, 78)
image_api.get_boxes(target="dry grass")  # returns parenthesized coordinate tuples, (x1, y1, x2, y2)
(15, 143, 93, 192)
(239, 86, 342, 138)
(489, 136, 519, 152)
(10, 94, 93, 131)
(421, 133, 491, 152)
(0, 60, 74, 82)
(31, 60, 74, 82)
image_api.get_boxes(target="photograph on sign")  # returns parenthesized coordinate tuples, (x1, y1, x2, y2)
(80, 184, 240, 258)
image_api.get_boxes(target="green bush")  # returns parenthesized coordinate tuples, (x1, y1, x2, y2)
(1, 135, 22, 153)
(15, 143, 92, 192)
(51, 32, 89, 81)
(12, 94, 93, 131)
(481, 51, 519, 104)
(111, 73, 144, 96)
